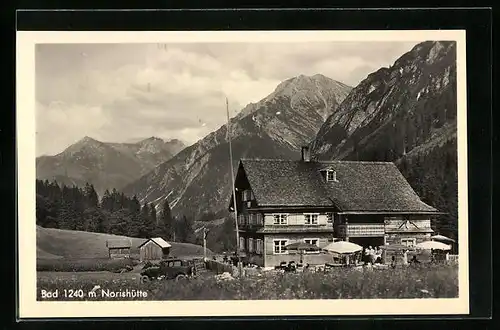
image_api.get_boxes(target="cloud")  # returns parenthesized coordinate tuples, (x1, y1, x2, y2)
(36, 101, 107, 156)
(35, 41, 421, 156)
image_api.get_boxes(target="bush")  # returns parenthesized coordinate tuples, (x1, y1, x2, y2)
(36, 263, 458, 301)
(37, 258, 138, 272)
(148, 264, 458, 300)
(205, 259, 233, 275)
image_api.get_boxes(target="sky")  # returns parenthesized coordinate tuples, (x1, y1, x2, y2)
(35, 41, 420, 156)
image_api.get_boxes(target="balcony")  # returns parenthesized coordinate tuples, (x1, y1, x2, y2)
(237, 213, 263, 230)
(338, 223, 385, 237)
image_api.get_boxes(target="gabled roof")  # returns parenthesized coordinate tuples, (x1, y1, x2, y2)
(106, 238, 132, 249)
(236, 159, 438, 213)
(138, 237, 172, 249)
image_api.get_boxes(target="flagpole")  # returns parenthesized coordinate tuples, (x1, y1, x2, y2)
(226, 97, 240, 263)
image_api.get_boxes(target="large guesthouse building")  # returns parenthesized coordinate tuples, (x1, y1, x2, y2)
(229, 146, 440, 268)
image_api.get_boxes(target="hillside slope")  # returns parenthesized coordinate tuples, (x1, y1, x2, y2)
(36, 226, 210, 259)
(311, 41, 458, 240)
(123, 74, 352, 220)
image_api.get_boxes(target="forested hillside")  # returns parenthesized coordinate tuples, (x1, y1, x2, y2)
(36, 179, 237, 252)
(311, 41, 458, 242)
(35, 179, 196, 244)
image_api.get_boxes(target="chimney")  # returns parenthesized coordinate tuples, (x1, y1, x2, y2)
(301, 146, 311, 162)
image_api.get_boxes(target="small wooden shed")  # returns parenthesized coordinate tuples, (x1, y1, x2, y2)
(138, 237, 172, 262)
(106, 238, 132, 259)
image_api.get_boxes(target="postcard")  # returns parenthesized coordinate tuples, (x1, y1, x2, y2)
(17, 29, 468, 318)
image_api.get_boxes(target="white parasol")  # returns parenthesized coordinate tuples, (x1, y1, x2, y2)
(431, 234, 455, 243)
(323, 241, 363, 254)
(416, 240, 451, 251)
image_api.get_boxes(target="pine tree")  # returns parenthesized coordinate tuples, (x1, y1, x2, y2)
(126, 195, 142, 237)
(109, 209, 130, 236)
(159, 200, 174, 240)
(83, 208, 105, 233)
(58, 201, 76, 230)
(139, 203, 155, 237)
(178, 215, 194, 243)
(111, 188, 121, 211)
(83, 183, 99, 208)
(101, 189, 113, 211)
(150, 203, 157, 227)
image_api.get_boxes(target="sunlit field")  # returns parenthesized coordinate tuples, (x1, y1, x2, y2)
(37, 263, 458, 301)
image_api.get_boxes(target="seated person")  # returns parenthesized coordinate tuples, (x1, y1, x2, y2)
(410, 255, 420, 264)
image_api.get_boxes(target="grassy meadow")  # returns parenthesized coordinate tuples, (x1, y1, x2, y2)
(37, 257, 140, 272)
(37, 263, 458, 301)
(36, 227, 458, 301)
(37, 226, 211, 259)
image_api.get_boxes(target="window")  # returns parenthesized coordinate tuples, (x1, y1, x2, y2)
(304, 213, 319, 225)
(256, 239, 262, 254)
(242, 190, 253, 201)
(326, 170, 337, 182)
(273, 239, 288, 254)
(248, 238, 254, 253)
(401, 238, 416, 247)
(239, 237, 245, 251)
(304, 238, 320, 253)
(326, 213, 333, 223)
(273, 214, 288, 225)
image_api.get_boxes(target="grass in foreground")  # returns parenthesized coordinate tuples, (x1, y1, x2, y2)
(37, 258, 140, 272)
(37, 264, 458, 301)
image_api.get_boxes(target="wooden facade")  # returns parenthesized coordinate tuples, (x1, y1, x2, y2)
(237, 203, 337, 267)
(230, 152, 440, 268)
(106, 239, 132, 259)
(138, 238, 171, 262)
(237, 206, 435, 267)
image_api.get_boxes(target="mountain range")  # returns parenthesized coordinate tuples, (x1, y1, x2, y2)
(121, 74, 353, 219)
(36, 40, 459, 242)
(36, 136, 185, 196)
(311, 40, 458, 238)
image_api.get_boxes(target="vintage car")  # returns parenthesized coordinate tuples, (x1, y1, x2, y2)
(140, 258, 194, 283)
(274, 261, 299, 272)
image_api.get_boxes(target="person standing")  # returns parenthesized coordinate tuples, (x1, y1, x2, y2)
(390, 255, 396, 269)
(402, 249, 409, 266)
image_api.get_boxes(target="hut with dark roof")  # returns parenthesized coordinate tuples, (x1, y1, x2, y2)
(228, 146, 440, 268)
(106, 238, 132, 259)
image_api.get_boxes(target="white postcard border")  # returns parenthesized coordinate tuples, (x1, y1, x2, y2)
(17, 29, 469, 318)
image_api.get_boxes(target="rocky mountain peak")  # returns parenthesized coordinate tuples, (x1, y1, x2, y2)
(139, 136, 163, 143)
(62, 136, 106, 156)
(80, 136, 100, 144)
(123, 74, 352, 220)
(236, 74, 352, 122)
(273, 73, 347, 97)
(311, 40, 457, 161)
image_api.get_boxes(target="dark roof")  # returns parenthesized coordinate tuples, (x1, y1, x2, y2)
(238, 159, 438, 213)
(106, 238, 132, 249)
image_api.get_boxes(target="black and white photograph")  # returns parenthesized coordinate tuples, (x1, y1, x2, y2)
(17, 30, 468, 317)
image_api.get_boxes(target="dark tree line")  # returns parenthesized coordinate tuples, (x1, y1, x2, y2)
(398, 139, 458, 244)
(36, 180, 195, 243)
(342, 80, 459, 246)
